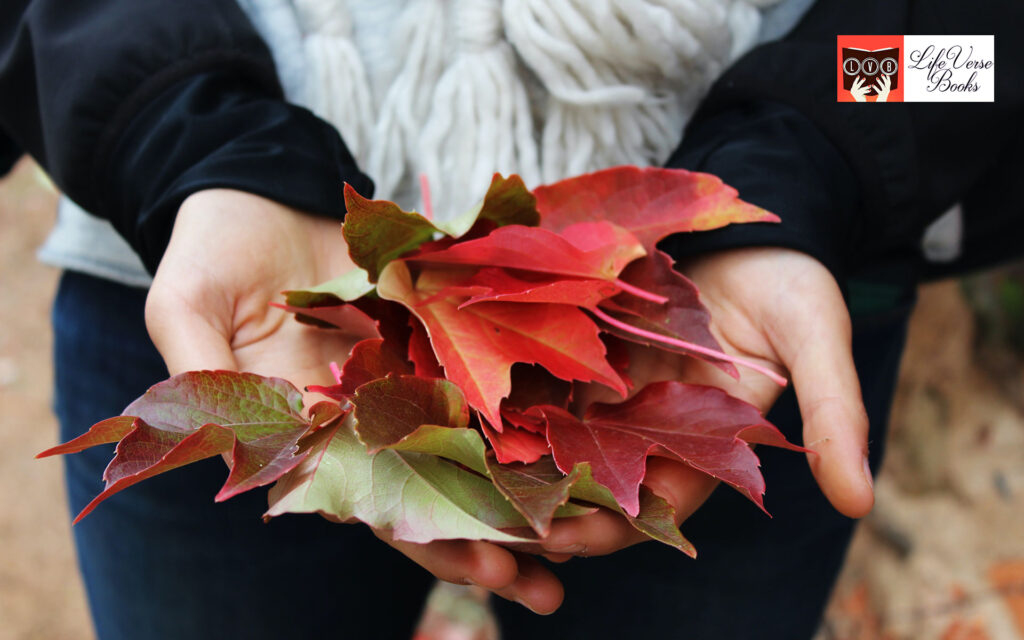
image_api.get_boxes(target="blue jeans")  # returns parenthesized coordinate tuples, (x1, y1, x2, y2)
(53, 270, 913, 639)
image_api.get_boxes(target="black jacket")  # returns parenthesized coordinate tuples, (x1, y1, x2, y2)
(0, 0, 371, 273)
(1, 0, 1022, 280)
(663, 1, 1024, 285)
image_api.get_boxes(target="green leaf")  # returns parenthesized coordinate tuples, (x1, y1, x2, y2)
(266, 416, 533, 543)
(121, 370, 306, 432)
(534, 166, 779, 252)
(386, 424, 490, 476)
(435, 173, 540, 238)
(283, 268, 375, 308)
(342, 184, 438, 282)
(569, 463, 695, 556)
(340, 175, 539, 283)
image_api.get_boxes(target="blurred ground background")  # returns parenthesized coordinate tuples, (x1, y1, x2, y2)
(2, 158, 1023, 639)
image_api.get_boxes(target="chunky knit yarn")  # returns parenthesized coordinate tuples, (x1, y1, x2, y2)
(248, 0, 776, 218)
(41, 0, 804, 286)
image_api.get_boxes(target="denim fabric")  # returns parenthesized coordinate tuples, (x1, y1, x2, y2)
(53, 269, 914, 639)
(52, 271, 434, 640)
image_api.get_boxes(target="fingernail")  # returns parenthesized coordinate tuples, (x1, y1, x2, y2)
(862, 456, 874, 490)
(543, 543, 587, 555)
(515, 598, 548, 615)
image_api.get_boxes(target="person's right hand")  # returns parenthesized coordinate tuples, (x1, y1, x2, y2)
(146, 189, 565, 615)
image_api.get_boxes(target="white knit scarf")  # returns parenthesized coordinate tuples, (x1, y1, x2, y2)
(242, 0, 777, 219)
(41, 0, 824, 290)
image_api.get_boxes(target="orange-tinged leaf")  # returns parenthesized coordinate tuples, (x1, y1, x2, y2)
(408, 224, 644, 282)
(377, 261, 626, 429)
(558, 221, 647, 275)
(482, 420, 550, 464)
(534, 166, 779, 250)
(37, 416, 137, 458)
(428, 268, 620, 309)
(408, 316, 445, 378)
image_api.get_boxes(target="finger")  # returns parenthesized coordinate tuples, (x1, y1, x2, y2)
(542, 508, 643, 557)
(539, 459, 715, 557)
(492, 553, 565, 615)
(640, 456, 719, 523)
(381, 535, 564, 614)
(777, 299, 874, 518)
(145, 288, 238, 374)
(381, 535, 520, 591)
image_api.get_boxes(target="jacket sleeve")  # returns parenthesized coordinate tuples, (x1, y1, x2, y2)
(0, 1, 372, 273)
(0, 127, 19, 176)
(661, 0, 1024, 284)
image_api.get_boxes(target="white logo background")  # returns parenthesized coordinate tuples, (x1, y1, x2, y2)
(903, 35, 995, 103)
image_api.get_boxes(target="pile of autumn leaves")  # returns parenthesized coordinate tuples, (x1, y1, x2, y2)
(41, 167, 801, 555)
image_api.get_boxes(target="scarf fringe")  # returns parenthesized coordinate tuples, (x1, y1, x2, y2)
(286, 0, 773, 213)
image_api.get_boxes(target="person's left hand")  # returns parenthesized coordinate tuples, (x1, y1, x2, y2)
(538, 247, 875, 560)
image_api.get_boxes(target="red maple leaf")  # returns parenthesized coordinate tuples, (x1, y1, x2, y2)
(377, 261, 626, 430)
(537, 381, 804, 517)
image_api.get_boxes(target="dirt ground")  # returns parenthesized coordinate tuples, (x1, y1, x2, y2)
(819, 276, 1024, 640)
(0, 160, 89, 639)
(1, 158, 1022, 639)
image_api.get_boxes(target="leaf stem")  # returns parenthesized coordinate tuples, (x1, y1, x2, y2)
(419, 173, 433, 221)
(613, 279, 669, 305)
(590, 308, 788, 387)
(329, 361, 343, 384)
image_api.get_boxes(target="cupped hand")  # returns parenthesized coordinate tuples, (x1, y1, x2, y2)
(146, 189, 359, 384)
(146, 189, 564, 615)
(540, 247, 874, 559)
